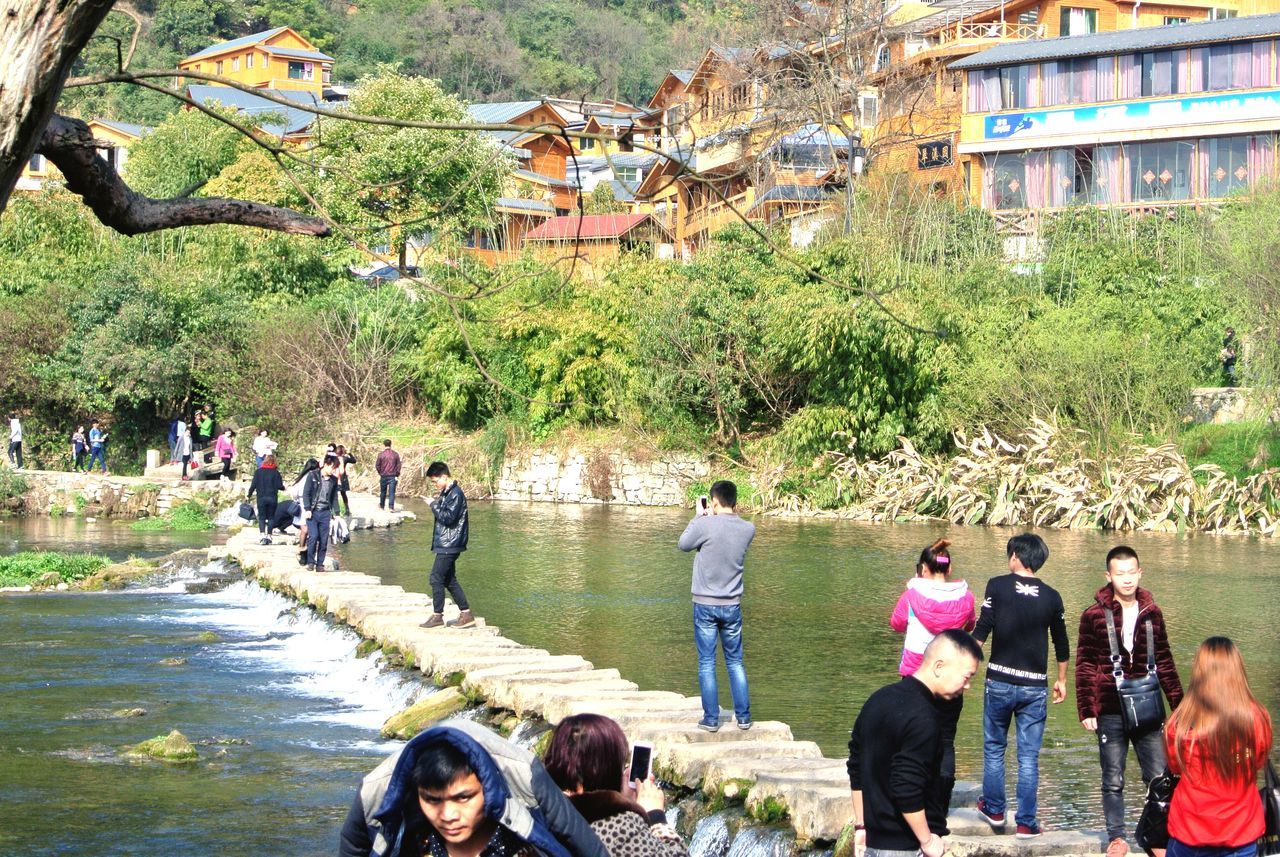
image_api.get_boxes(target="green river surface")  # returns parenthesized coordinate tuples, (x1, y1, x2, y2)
(2, 500, 1279, 854)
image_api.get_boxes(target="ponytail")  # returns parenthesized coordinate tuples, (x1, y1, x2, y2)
(918, 538, 953, 576)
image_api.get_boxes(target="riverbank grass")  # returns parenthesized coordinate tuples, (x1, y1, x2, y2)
(131, 500, 214, 532)
(1178, 421, 1280, 481)
(0, 551, 110, 587)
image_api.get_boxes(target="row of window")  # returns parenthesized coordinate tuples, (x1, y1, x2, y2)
(967, 38, 1277, 112)
(981, 133, 1275, 209)
(199, 55, 324, 82)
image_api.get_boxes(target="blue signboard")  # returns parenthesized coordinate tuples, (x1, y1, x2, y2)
(983, 88, 1280, 141)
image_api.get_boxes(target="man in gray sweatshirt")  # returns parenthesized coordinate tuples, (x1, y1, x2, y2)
(678, 479, 756, 732)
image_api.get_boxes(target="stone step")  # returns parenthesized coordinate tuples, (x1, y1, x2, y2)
(655, 740, 825, 783)
(747, 781, 851, 841)
(466, 669, 625, 709)
(700, 755, 847, 793)
(505, 679, 643, 717)
(627, 720, 794, 747)
(947, 831, 1104, 857)
(540, 691, 695, 724)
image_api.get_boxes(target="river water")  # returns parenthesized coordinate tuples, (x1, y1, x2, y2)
(2, 504, 1279, 853)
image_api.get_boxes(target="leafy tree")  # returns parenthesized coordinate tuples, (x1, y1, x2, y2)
(124, 104, 258, 198)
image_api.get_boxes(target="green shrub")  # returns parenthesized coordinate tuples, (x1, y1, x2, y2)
(130, 500, 213, 532)
(0, 466, 29, 502)
(0, 551, 110, 587)
(1178, 421, 1280, 481)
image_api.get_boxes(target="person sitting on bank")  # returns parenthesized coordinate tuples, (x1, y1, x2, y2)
(542, 714, 688, 857)
(338, 718, 608, 857)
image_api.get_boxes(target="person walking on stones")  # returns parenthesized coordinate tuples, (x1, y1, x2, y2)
(1076, 546, 1183, 857)
(290, 458, 320, 566)
(422, 461, 474, 629)
(973, 533, 1070, 839)
(1165, 637, 1273, 857)
(677, 479, 755, 732)
(301, 454, 339, 572)
(8, 413, 22, 469)
(87, 420, 108, 474)
(890, 538, 976, 833)
(215, 428, 237, 481)
(70, 424, 88, 472)
(177, 423, 193, 481)
(247, 453, 285, 545)
(376, 438, 401, 511)
(542, 713, 689, 857)
(848, 630, 984, 857)
(252, 429, 277, 469)
(336, 443, 356, 516)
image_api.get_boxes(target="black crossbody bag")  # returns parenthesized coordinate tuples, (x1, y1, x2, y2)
(1106, 615, 1165, 735)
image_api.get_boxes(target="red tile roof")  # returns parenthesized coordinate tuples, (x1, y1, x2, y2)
(523, 213, 655, 241)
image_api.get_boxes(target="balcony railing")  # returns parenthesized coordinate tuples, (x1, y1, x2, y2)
(685, 190, 753, 236)
(938, 21, 1046, 43)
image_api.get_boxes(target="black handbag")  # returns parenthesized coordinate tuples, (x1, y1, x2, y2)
(238, 501, 255, 520)
(1106, 615, 1165, 734)
(1261, 758, 1280, 857)
(1135, 769, 1178, 855)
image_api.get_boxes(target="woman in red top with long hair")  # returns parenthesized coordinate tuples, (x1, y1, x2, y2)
(1165, 637, 1273, 857)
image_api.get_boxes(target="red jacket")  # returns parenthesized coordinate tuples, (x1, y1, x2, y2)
(1075, 585, 1182, 722)
(1167, 714, 1273, 846)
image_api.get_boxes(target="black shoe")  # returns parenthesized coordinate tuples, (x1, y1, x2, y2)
(298, 554, 308, 567)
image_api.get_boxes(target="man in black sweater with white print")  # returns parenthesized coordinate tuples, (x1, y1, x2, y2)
(971, 532, 1070, 839)
(848, 630, 983, 857)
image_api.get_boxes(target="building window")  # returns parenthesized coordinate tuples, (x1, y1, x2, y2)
(1129, 140, 1193, 201)
(1206, 42, 1252, 91)
(1018, 9, 1039, 24)
(1060, 7, 1097, 36)
(232, 56, 240, 71)
(860, 94, 878, 127)
(28, 154, 44, 172)
(581, 137, 597, 151)
(876, 46, 890, 71)
(247, 53, 254, 68)
(215, 60, 223, 74)
(1203, 136, 1252, 196)
(1210, 7, 1238, 18)
(288, 61, 314, 81)
(1164, 16, 1189, 25)
(1000, 64, 1032, 109)
(1141, 51, 1175, 97)
(614, 166, 640, 183)
(985, 152, 1029, 209)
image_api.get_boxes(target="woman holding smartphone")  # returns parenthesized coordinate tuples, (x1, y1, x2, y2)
(543, 714, 688, 857)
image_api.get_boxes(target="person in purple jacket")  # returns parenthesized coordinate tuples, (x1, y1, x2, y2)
(890, 537, 977, 835)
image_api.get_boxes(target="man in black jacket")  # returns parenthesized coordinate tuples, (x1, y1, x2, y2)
(302, 455, 340, 572)
(848, 630, 983, 857)
(422, 461, 474, 629)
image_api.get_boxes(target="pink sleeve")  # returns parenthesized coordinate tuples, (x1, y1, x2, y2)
(890, 591, 911, 632)
(964, 593, 977, 632)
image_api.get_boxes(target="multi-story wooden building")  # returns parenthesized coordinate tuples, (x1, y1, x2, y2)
(178, 27, 334, 97)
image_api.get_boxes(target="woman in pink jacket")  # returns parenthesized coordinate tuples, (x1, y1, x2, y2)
(890, 538, 977, 834)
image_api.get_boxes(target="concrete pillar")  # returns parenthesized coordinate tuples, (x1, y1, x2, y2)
(146, 449, 162, 471)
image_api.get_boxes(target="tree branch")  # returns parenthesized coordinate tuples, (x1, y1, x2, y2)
(38, 113, 331, 237)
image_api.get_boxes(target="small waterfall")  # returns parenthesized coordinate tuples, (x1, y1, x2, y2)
(508, 718, 550, 750)
(725, 827, 795, 857)
(689, 811, 732, 857)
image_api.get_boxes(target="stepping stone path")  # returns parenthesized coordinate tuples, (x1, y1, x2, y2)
(212, 507, 1105, 855)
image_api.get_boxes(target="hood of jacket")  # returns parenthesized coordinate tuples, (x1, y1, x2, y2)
(904, 577, 975, 633)
(361, 719, 571, 857)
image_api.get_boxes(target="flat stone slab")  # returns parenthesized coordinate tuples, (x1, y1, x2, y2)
(541, 691, 695, 724)
(947, 831, 1106, 857)
(467, 669, 626, 709)
(505, 679, 643, 716)
(655, 740, 824, 783)
(700, 755, 846, 793)
(628, 721, 794, 747)
(747, 781, 852, 841)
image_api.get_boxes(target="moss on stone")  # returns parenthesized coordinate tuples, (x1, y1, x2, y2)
(195, 631, 221, 643)
(125, 729, 198, 762)
(380, 687, 467, 740)
(746, 795, 790, 825)
(356, 639, 379, 658)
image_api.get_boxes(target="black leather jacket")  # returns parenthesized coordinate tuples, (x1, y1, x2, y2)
(302, 470, 338, 512)
(430, 481, 468, 554)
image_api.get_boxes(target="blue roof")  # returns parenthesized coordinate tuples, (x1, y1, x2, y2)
(672, 70, 694, 84)
(186, 85, 320, 136)
(750, 185, 831, 209)
(468, 101, 549, 145)
(93, 119, 152, 138)
(261, 45, 333, 62)
(776, 123, 850, 148)
(495, 197, 555, 213)
(186, 27, 289, 61)
(514, 168, 574, 189)
(606, 180, 638, 202)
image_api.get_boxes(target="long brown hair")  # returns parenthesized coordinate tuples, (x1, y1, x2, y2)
(1168, 636, 1272, 782)
(917, 538, 953, 577)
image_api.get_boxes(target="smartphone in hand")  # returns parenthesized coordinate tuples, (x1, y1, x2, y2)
(696, 496, 709, 516)
(629, 741, 653, 783)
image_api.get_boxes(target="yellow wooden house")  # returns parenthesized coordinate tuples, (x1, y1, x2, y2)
(16, 119, 151, 191)
(178, 27, 333, 96)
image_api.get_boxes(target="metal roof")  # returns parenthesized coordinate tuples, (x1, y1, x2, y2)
(468, 101, 551, 145)
(672, 70, 694, 84)
(186, 85, 320, 136)
(750, 185, 831, 209)
(186, 27, 289, 60)
(606, 179, 639, 202)
(573, 153, 658, 171)
(92, 119, 152, 138)
(524, 213, 663, 241)
(514, 168, 575, 188)
(495, 197, 555, 214)
(950, 12, 1280, 70)
(260, 45, 334, 62)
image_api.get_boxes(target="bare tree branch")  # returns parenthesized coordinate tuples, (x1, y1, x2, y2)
(38, 113, 331, 236)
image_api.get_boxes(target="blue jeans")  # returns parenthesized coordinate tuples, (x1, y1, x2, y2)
(693, 603, 749, 724)
(305, 508, 331, 568)
(380, 475, 397, 509)
(982, 678, 1048, 827)
(1169, 841, 1256, 857)
(88, 446, 107, 472)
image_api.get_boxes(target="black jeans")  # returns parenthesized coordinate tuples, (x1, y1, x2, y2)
(256, 498, 277, 535)
(429, 553, 469, 614)
(306, 508, 332, 568)
(1098, 712, 1167, 840)
(927, 694, 964, 835)
(220, 456, 233, 480)
(181, 454, 191, 477)
(7, 441, 21, 468)
(379, 475, 397, 509)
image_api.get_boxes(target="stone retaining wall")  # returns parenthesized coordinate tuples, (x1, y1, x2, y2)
(17, 470, 245, 518)
(494, 448, 710, 506)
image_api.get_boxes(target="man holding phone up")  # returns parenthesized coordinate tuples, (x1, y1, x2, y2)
(678, 480, 755, 732)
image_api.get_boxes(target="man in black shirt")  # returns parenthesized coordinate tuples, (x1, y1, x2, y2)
(971, 533, 1070, 839)
(848, 630, 983, 857)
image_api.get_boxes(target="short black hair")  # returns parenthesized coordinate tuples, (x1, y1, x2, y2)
(412, 737, 478, 793)
(1006, 533, 1049, 572)
(1106, 545, 1139, 570)
(709, 480, 737, 508)
(934, 628, 984, 663)
(427, 461, 451, 478)
(384, 438, 393, 447)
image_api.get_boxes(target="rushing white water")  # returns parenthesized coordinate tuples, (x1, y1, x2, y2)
(725, 827, 794, 857)
(689, 810, 732, 857)
(138, 564, 428, 732)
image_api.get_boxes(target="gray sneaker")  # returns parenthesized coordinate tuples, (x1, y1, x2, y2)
(696, 719, 721, 733)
